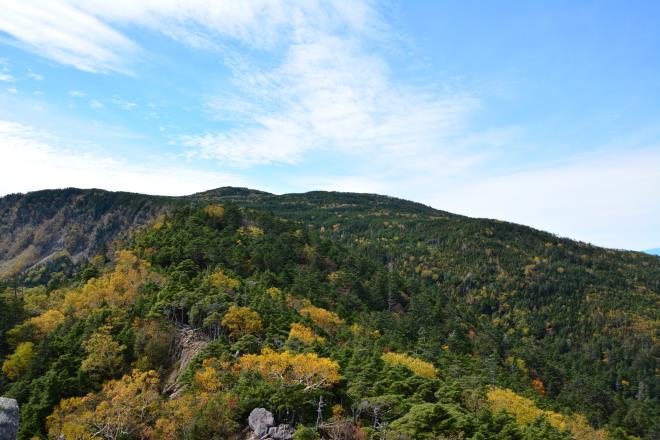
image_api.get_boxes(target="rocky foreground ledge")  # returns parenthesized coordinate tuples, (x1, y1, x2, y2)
(0, 397, 18, 440)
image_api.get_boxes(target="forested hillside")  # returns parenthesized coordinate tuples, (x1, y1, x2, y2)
(0, 189, 178, 278)
(0, 188, 658, 439)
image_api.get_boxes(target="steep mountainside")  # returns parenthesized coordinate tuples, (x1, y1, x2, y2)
(0, 189, 178, 277)
(0, 187, 658, 439)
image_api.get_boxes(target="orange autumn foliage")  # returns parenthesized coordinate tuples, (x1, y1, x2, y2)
(532, 378, 546, 395)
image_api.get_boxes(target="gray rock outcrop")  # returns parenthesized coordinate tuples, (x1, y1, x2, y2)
(267, 424, 295, 439)
(0, 397, 18, 440)
(248, 408, 275, 437)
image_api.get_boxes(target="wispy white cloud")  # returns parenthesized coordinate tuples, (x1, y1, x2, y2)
(0, 0, 381, 75)
(111, 95, 137, 110)
(175, 2, 487, 169)
(68, 90, 86, 97)
(0, 1, 138, 74)
(2, 1, 476, 167)
(89, 99, 104, 109)
(27, 70, 43, 81)
(1, 1, 489, 170)
(0, 120, 246, 196)
(72, 0, 383, 49)
(0, 59, 14, 82)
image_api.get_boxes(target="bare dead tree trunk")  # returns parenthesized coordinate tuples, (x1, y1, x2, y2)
(316, 395, 325, 428)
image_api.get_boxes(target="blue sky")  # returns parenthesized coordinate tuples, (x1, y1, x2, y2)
(0, 0, 659, 251)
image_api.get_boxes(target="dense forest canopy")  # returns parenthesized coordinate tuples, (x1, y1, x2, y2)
(0, 187, 658, 439)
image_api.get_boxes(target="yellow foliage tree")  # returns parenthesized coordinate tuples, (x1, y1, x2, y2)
(350, 323, 364, 335)
(154, 394, 197, 440)
(154, 390, 237, 439)
(80, 326, 126, 381)
(209, 269, 241, 291)
(62, 251, 152, 316)
(288, 323, 324, 345)
(381, 352, 438, 378)
(47, 369, 161, 440)
(152, 213, 167, 230)
(299, 305, 344, 331)
(154, 358, 237, 439)
(238, 225, 264, 237)
(194, 357, 222, 394)
(238, 348, 340, 391)
(221, 305, 262, 338)
(205, 204, 225, 218)
(6, 308, 65, 345)
(46, 396, 93, 440)
(266, 287, 282, 299)
(2, 341, 34, 380)
(22, 286, 49, 314)
(486, 387, 607, 440)
(29, 309, 66, 338)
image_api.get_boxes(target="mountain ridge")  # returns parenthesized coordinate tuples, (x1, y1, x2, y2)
(0, 185, 658, 438)
(0, 186, 451, 277)
(0, 186, 651, 278)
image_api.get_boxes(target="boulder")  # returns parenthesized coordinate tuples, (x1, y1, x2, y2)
(0, 397, 19, 440)
(248, 408, 275, 437)
(268, 424, 295, 440)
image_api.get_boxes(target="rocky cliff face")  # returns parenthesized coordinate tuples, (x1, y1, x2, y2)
(0, 397, 18, 440)
(163, 326, 209, 398)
